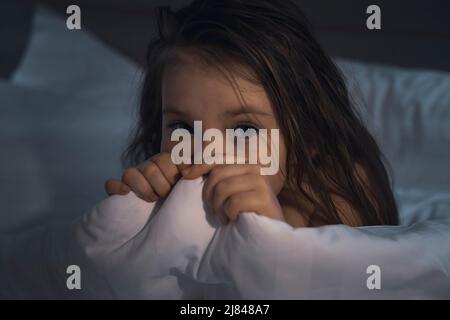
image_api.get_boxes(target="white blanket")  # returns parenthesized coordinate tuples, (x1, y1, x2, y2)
(2, 177, 450, 299)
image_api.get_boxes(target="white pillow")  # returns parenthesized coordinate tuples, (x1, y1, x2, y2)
(336, 59, 450, 193)
(0, 6, 141, 231)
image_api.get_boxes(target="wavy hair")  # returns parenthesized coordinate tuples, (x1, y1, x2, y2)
(123, 0, 399, 226)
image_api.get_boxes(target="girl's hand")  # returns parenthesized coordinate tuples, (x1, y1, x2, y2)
(105, 152, 183, 202)
(182, 163, 285, 224)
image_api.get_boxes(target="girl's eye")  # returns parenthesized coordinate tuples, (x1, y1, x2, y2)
(234, 123, 258, 137)
(168, 121, 193, 133)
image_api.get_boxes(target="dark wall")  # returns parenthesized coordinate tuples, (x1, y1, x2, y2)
(1, 0, 450, 78)
(0, 0, 34, 78)
(301, 0, 450, 71)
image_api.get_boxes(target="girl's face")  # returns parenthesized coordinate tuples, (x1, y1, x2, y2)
(161, 54, 287, 194)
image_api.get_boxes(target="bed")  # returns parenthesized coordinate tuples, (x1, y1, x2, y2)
(0, 6, 449, 299)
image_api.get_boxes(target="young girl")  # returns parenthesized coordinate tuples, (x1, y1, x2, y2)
(105, 0, 398, 227)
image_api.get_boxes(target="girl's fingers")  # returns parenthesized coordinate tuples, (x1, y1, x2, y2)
(138, 162, 172, 198)
(203, 164, 260, 202)
(209, 174, 256, 219)
(149, 153, 181, 185)
(176, 163, 191, 174)
(223, 190, 260, 221)
(122, 167, 158, 202)
(104, 178, 130, 196)
(181, 163, 217, 180)
(181, 154, 251, 180)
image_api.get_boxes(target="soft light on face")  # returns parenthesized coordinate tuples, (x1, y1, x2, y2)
(160, 53, 287, 194)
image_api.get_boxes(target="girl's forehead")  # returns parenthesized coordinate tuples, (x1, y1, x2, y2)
(164, 50, 261, 90)
(162, 58, 272, 115)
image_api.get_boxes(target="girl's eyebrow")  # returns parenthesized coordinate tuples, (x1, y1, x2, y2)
(163, 106, 184, 115)
(163, 105, 273, 117)
(223, 106, 273, 117)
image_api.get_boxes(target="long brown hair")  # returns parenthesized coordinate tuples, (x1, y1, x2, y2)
(123, 0, 398, 226)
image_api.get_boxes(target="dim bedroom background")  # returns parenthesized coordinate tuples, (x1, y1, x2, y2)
(0, 0, 449, 298)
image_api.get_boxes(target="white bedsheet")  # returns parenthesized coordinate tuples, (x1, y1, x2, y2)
(2, 177, 450, 299)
